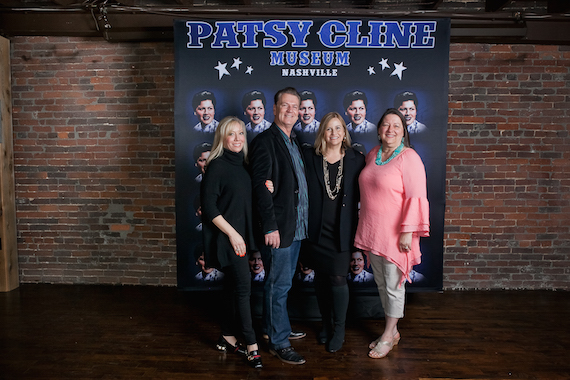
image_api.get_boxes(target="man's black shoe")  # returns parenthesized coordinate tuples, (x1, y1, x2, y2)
(269, 346, 306, 365)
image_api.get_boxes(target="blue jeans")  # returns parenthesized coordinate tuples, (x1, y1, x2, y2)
(261, 240, 301, 350)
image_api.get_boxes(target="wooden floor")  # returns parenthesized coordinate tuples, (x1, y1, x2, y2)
(1, 284, 569, 380)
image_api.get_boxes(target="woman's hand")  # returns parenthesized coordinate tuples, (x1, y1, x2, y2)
(212, 216, 248, 257)
(265, 180, 274, 194)
(399, 232, 413, 253)
(229, 232, 247, 257)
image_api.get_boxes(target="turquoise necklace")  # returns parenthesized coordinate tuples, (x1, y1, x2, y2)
(375, 141, 404, 166)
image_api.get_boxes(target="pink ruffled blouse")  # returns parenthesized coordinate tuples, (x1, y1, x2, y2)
(354, 146, 430, 285)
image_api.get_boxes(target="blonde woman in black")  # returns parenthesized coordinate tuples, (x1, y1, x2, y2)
(201, 116, 261, 368)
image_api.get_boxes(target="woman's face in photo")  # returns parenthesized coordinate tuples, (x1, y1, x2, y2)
(299, 99, 316, 125)
(195, 100, 215, 125)
(249, 252, 264, 274)
(245, 100, 265, 125)
(397, 100, 417, 126)
(350, 251, 365, 275)
(346, 100, 366, 125)
(197, 255, 213, 274)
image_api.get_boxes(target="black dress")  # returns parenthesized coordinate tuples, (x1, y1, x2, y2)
(306, 161, 347, 275)
(302, 148, 365, 276)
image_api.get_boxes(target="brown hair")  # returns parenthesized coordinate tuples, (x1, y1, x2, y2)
(273, 87, 301, 105)
(377, 108, 411, 148)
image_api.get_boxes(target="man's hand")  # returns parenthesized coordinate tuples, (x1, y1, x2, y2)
(265, 230, 280, 249)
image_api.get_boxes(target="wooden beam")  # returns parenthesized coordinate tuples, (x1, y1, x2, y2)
(485, 0, 511, 12)
(0, 35, 19, 292)
(0, 0, 21, 6)
(547, 0, 570, 13)
(421, 0, 444, 10)
(1, 7, 570, 45)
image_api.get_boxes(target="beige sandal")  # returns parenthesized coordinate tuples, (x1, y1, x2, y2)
(368, 339, 394, 359)
(369, 331, 400, 349)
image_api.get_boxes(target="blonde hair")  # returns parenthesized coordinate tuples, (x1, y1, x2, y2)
(206, 116, 248, 166)
(314, 112, 352, 156)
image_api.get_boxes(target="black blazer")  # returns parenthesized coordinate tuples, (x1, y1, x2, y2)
(249, 123, 305, 248)
(303, 147, 365, 252)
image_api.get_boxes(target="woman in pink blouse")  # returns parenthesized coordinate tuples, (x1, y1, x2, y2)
(354, 108, 429, 359)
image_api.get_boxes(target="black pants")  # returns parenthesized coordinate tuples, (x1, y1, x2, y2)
(221, 254, 257, 346)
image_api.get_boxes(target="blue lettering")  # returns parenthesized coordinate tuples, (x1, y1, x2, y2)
(270, 51, 285, 66)
(311, 51, 321, 65)
(335, 51, 350, 66)
(346, 20, 370, 47)
(317, 20, 347, 48)
(299, 51, 310, 66)
(236, 21, 264, 48)
(412, 21, 437, 48)
(186, 21, 213, 48)
(187, 20, 438, 50)
(271, 50, 350, 67)
(286, 51, 298, 65)
(287, 20, 313, 47)
(384, 21, 413, 48)
(322, 51, 334, 66)
(368, 21, 384, 47)
(211, 22, 240, 48)
(263, 20, 288, 48)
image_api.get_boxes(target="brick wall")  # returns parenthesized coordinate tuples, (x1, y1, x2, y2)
(9, 37, 570, 289)
(446, 44, 570, 289)
(11, 37, 177, 285)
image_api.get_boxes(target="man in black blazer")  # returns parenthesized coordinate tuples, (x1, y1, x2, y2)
(249, 87, 308, 365)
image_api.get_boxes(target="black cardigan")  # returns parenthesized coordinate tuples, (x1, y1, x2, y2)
(201, 149, 255, 269)
(303, 147, 365, 252)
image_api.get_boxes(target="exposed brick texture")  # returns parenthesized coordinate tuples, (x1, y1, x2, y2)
(11, 37, 176, 286)
(447, 44, 570, 289)
(9, 37, 570, 289)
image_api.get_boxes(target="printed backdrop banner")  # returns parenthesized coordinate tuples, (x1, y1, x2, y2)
(174, 18, 449, 293)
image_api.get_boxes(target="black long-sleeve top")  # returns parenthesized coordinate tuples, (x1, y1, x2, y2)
(201, 149, 255, 269)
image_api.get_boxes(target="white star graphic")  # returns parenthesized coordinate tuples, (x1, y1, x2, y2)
(231, 57, 242, 70)
(390, 62, 407, 80)
(245, 66, 253, 75)
(367, 66, 376, 75)
(214, 61, 230, 80)
(379, 58, 390, 70)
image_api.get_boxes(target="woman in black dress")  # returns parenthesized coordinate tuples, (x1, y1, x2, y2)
(201, 116, 262, 368)
(303, 111, 365, 352)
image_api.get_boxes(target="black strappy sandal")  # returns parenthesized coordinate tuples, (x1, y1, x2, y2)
(247, 350, 263, 369)
(216, 336, 246, 356)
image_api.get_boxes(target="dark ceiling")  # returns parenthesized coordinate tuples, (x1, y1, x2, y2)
(1, 0, 569, 44)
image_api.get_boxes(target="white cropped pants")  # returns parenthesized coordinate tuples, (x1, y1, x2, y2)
(368, 253, 405, 319)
